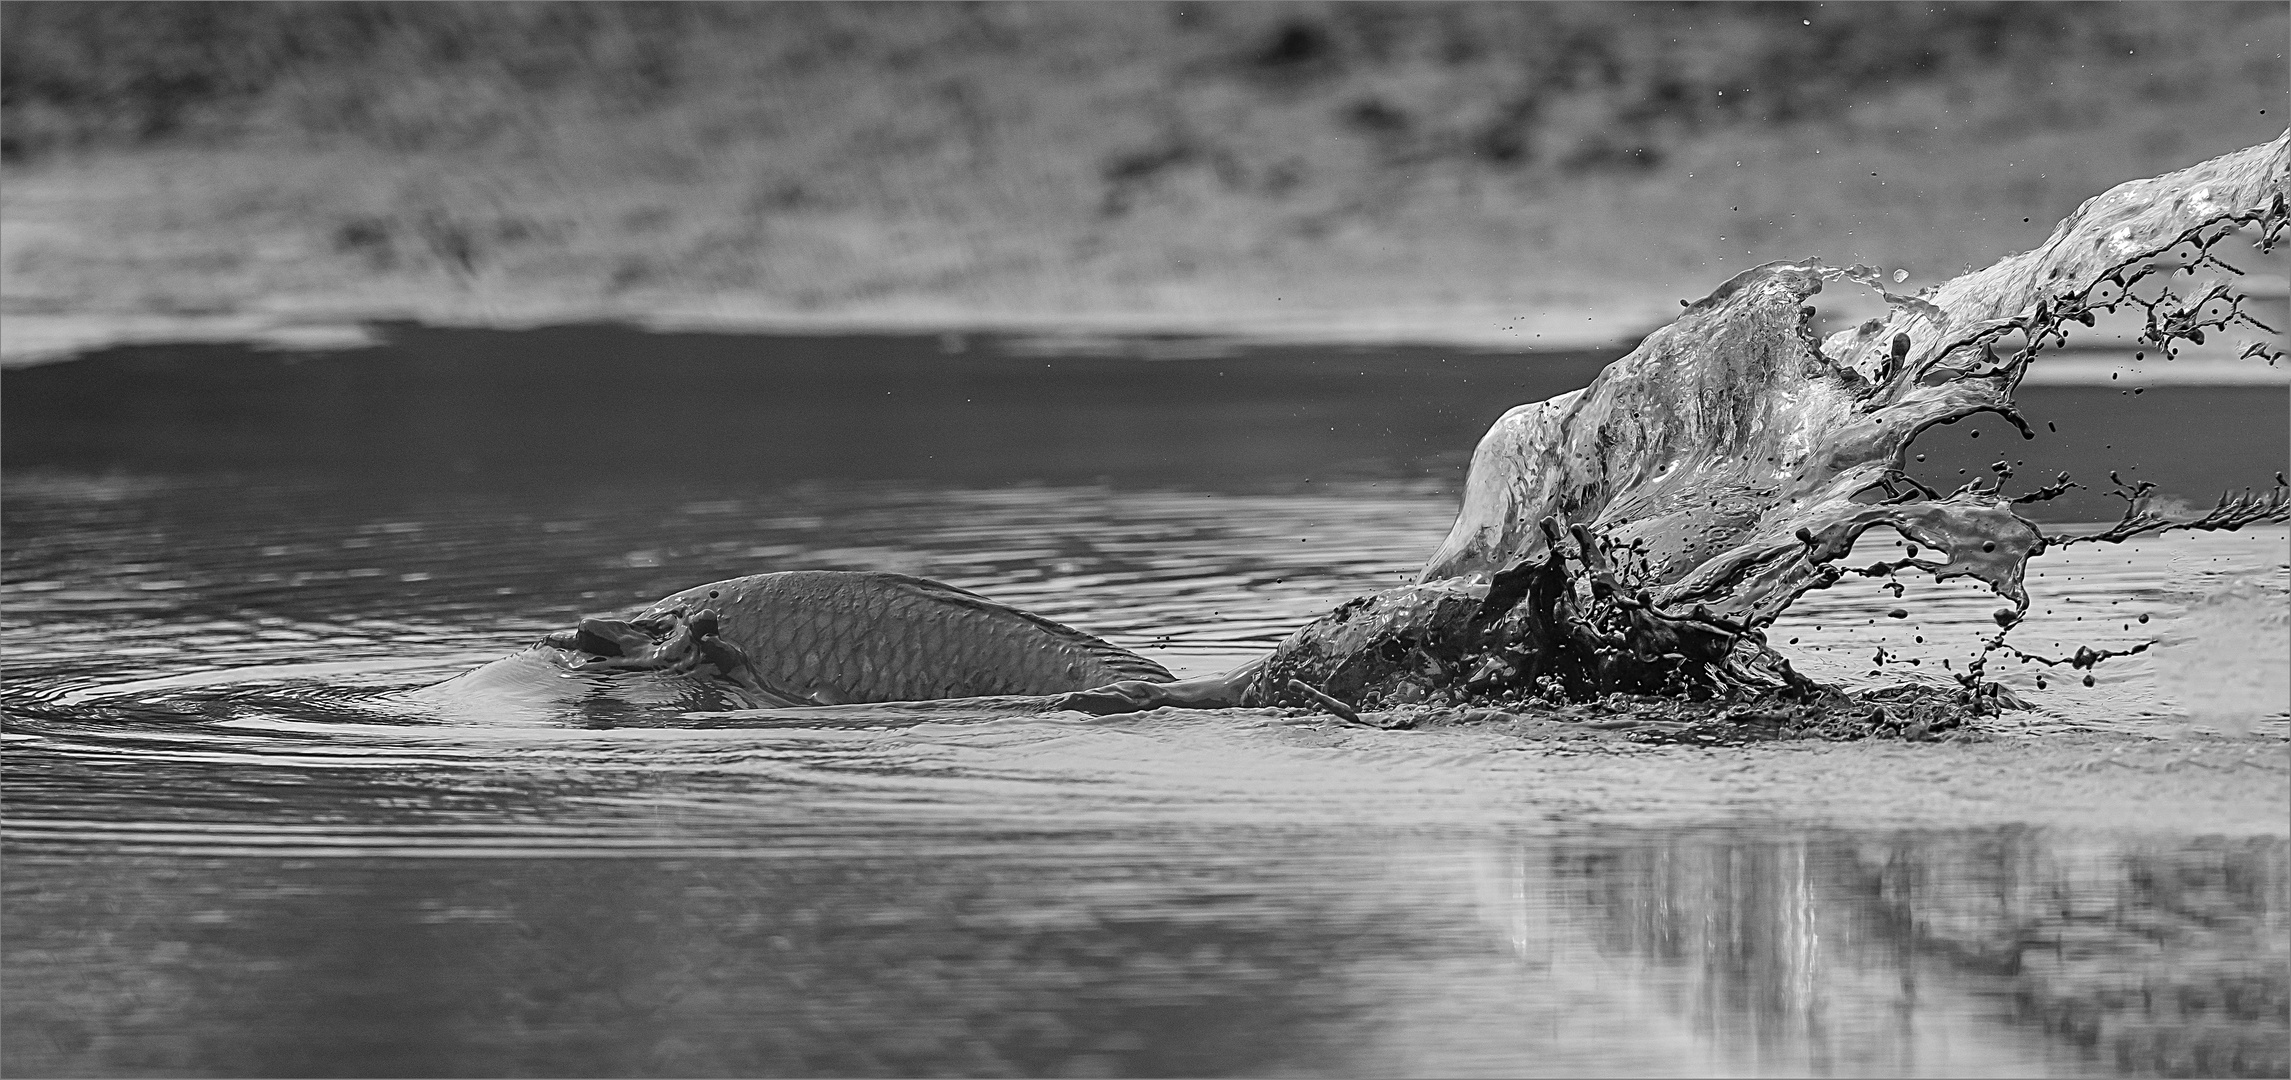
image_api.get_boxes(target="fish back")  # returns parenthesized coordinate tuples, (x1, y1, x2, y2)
(641, 571, 1171, 703)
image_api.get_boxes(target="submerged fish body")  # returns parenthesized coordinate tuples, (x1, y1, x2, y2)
(625, 571, 1172, 704)
(410, 647, 773, 723)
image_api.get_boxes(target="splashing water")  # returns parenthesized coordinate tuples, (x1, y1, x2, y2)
(1206, 132, 2291, 723)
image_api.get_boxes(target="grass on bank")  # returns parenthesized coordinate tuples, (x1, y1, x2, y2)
(1, 1, 2285, 358)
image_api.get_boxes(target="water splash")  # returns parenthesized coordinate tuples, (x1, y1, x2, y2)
(1225, 133, 2291, 721)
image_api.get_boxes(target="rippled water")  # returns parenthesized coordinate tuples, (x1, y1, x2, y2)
(4, 331, 2286, 1077)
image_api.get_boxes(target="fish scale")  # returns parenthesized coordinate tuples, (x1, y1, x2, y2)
(638, 571, 1170, 704)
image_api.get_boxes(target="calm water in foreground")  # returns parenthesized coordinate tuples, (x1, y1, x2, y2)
(4, 328, 2287, 1077)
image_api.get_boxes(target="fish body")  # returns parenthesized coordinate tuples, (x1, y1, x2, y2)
(613, 571, 1170, 704)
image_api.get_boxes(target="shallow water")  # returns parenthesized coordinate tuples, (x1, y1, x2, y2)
(4, 331, 2287, 1077)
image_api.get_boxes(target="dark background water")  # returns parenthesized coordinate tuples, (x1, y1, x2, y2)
(2, 326, 1601, 491)
(4, 329, 2286, 1078)
(5, 325, 2283, 514)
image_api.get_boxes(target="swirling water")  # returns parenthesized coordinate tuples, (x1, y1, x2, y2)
(3, 331, 2286, 1077)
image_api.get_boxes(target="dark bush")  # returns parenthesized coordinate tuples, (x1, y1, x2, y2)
(1341, 98, 1409, 134)
(1254, 19, 1333, 70)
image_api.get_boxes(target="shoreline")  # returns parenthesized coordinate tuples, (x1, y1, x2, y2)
(7, 5, 2283, 383)
(6, 307, 2285, 388)
(0, 299, 1674, 369)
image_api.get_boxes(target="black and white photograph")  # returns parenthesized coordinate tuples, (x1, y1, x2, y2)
(2, 2, 2286, 1076)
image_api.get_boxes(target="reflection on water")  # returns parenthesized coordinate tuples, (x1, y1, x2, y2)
(7, 831, 2282, 1077)
(4, 332, 2286, 1076)
(1550, 833, 2287, 1078)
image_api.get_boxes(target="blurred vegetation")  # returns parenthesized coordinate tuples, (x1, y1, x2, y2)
(1574, 831, 2288, 1078)
(0, 2, 2261, 164)
(1, 1, 2285, 345)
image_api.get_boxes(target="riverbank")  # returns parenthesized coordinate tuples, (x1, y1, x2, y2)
(3, 2, 2285, 363)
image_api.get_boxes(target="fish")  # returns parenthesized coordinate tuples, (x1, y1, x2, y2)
(426, 571, 1170, 713)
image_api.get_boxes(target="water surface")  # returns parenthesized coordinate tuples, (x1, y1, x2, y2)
(4, 330, 2286, 1077)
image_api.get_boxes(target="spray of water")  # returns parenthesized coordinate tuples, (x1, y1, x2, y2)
(1192, 132, 2291, 726)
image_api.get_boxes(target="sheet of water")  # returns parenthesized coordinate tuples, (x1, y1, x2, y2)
(3, 334, 2285, 1077)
